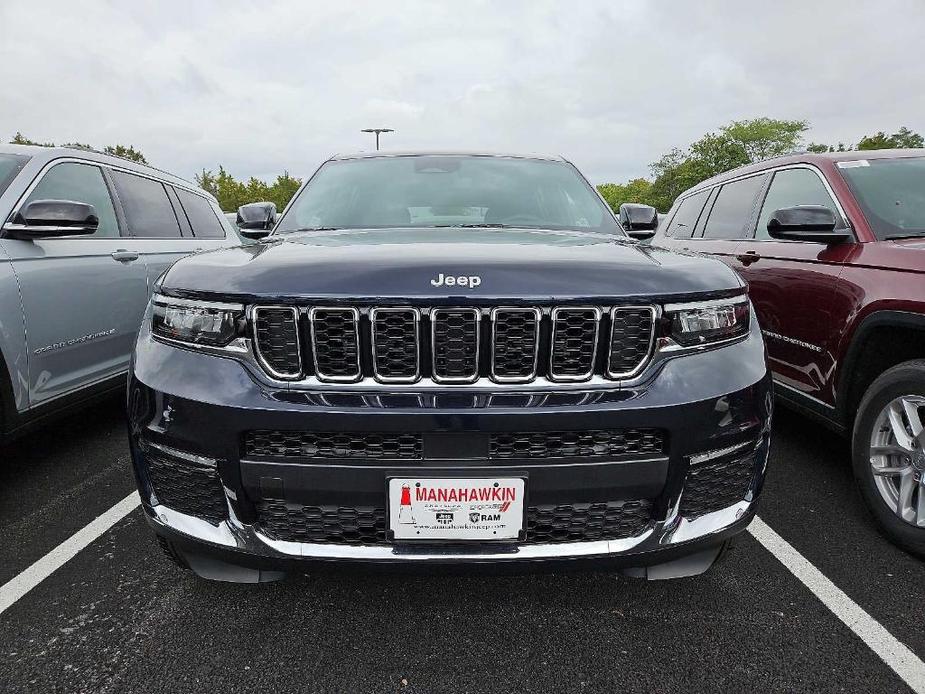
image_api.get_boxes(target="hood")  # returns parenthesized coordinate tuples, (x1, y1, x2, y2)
(163, 228, 743, 301)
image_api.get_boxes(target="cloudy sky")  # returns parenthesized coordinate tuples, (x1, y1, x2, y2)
(1, 0, 922, 186)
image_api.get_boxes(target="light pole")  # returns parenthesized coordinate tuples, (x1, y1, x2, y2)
(361, 128, 394, 151)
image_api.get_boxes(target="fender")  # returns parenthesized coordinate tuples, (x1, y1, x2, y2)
(835, 309, 925, 426)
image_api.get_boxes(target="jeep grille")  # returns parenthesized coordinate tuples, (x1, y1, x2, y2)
(250, 304, 658, 385)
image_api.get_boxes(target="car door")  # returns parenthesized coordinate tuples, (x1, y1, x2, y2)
(686, 173, 769, 270)
(4, 160, 148, 406)
(107, 170, 205, 292)
(732, 165, 852, 403)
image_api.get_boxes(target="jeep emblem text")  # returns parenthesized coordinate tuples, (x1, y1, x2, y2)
(430, 273, 481, 289)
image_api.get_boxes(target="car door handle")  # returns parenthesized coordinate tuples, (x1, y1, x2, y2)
(111, 250, 140, 262)
(736, 251, 761, 266)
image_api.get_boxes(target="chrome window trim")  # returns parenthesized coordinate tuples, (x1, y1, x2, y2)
(251, 305, 303, 381)
(370, 307, 422, 384)
(548, 306, 602, 382)
(309, 306, 362, 383)
(490, 307, 542, 384)
(606, 305, 659, 380)
(431, 307, 481, 384)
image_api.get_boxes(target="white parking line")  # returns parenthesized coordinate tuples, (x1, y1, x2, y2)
(0, 491, 140, 617)
(749, 516, 925, 694)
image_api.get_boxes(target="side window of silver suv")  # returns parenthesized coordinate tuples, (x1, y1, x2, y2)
(24, 162, 120, 238)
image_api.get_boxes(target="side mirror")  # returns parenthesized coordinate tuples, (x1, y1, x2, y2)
(3, 200, 99, 239)
(618, 203, 658, 240)
(237, 202, 277, 239)
(767, 206, 850, 244)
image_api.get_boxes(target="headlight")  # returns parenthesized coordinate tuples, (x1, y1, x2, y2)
(152, 294, 244, 346)
(664, 295, 750, 347)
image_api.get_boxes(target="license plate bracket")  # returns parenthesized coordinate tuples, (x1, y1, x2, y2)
(387, 477, 526, 542)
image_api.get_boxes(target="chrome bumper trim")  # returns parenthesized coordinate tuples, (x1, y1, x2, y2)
(147, 499, 753, 562)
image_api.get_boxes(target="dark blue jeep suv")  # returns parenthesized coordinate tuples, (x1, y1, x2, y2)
(127, 152, 771, 582)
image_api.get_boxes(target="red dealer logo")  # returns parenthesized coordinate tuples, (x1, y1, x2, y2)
(416, 486, 517, 503)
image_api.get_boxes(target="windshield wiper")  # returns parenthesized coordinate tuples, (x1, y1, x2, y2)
(435, 223, 541, 229)
(885, 232, 925, 240)
(284, 226, 342, 232)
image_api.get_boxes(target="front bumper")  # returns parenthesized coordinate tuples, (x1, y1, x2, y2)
(128, 312, 772, 576)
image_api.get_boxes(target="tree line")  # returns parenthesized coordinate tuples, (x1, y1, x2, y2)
(596, 119, 924, 214)
(6, 131, 148, 164)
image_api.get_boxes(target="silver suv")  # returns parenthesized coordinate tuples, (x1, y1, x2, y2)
(0, 145, 240, 442)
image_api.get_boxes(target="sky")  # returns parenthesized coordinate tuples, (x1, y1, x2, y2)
(1, 0, 923, 186)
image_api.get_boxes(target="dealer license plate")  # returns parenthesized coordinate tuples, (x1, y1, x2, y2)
(388, 478, 525, 541)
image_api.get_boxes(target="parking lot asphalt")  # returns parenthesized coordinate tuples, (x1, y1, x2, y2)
(1, 397, 923, 694)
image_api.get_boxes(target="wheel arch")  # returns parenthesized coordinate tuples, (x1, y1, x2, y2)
(836, 310, 925, 428)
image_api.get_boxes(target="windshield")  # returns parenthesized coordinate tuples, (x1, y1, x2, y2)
(0, 153, 29, 198)
(839, 156, 925, 239)
(276, 155, 621, 234)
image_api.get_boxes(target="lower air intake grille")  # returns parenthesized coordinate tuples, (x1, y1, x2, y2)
(489, 429, 665, 459)
(525, 499, 653, 543)
(680, 453, 756, 518)
(244, 430, 424, 460)
(256, 501, 387, 544)
(145, 451, 226, 523)
(550, 307, 600, 379)
(432, 308, 480, 382)
(254, 499, 654, 545)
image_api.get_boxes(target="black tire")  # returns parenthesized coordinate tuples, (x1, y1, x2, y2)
(852, 360, 925, 559)
(155, 535, 191, 571)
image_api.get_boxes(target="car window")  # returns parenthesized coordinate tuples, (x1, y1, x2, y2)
(664, 190, 709, 238)
(756, 168, 841, 240)
(702, 174, 767, 239)
(23, 162, 119, 238)
(0, 153, 29, 197)
(110, 170, 182, 238)
(838, 156, 925, 240)
(175, 188, 226, 239)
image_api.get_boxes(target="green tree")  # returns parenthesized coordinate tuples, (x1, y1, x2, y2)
(645, 118, 810, 210)
(596, 178, 653, 213)
(10, 131, 54, 146)
(103, 144, 148, 164)
(196, 166, 302, 212)
(857, 126, 924, 150)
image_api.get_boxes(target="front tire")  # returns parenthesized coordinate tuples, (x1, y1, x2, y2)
(852, 360, 925, 559)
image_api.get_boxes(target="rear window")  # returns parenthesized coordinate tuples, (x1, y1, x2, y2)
(0, 154, 29, 197)
(702, 174, 768, 239)
(111, 171, 182, 238)
(664, 190, 709, 238)
(838, 157, 925, 240)
(175, 188, 225, 239)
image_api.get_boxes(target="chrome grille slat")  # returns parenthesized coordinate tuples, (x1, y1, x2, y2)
(431, 308, 481, 383)
(491, 307, 540, 383)
(608, 306, 658, 379)
(252, 306, 302, 380)
(371, 308, 420, 383)
(549, 307, 601, 381)
(309, 307, 361, 382)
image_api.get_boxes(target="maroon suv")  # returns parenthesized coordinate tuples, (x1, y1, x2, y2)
(650, 149, 925, 557)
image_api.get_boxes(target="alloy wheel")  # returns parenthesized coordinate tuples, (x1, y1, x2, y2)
(869, 394, 925, 527)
